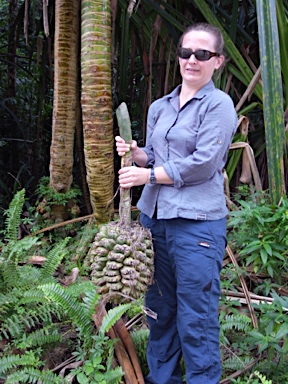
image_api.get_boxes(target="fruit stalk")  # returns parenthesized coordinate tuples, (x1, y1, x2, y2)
(116, 102, 133, 227)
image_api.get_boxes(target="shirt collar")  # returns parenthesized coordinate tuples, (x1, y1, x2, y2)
(166, 79, 216, 103)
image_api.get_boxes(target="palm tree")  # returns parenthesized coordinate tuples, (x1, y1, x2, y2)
(49, 0, 80, 220)
(80, 0, 115, 223)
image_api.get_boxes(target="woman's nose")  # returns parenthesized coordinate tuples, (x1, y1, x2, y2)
(188, 53, 197, 63)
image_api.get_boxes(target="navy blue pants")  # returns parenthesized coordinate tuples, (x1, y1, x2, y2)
(140, 214, 227, 384)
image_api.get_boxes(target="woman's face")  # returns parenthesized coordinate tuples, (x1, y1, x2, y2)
(179, 30, 224, 89)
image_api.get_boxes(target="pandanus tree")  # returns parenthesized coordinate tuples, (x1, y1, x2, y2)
(49, 0, 114, 223)
(80, 0, 115, 223)
(49, 0, 80, 220)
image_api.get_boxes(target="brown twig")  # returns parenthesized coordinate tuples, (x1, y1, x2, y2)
(225, 244, 258, 328)
(93, 302, 139, 384)
(113, 317, 145, 384)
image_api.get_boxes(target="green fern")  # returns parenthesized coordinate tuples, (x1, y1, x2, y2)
(39, 283, 93, 337)
(40, 237, 70, 279)
(252, 371, 272, 384)
(130, 328, 150, 376)
(0, 353, 39, 374)
(5, 366, 65, 384)
(16, 326, 62, 349)
(0, 288, 64, 342)
(223, 356, 255, 371)
(77, 282, 100, 318)
(221, 314, 252, 332)
(220, 313, 252, 346)
(98, 302, 136, 337)
(3, 188, 25, 243)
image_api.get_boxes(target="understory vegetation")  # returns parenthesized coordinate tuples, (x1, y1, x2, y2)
(0, 184, 287, 384)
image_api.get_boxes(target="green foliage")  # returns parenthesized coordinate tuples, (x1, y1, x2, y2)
(71, 302, 138, 384)
(39, 282, 94, 338)
(5, 367, 66, 384)
(36, 176, 81, 207)
(227, 191, 288, 280)
(0, 188, 140, 383)
(231, 370, 272, 384)
(248, 293, 288, 357)
(220, 313, 255, 373)
(98, 303, 136, 337)
(73, 337, 124, 384)
(130, 328, 150, 376)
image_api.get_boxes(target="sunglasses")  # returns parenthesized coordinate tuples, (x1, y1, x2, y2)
(178, 47, 220, 61)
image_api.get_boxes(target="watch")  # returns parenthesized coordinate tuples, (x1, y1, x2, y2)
(150, 168, 157, 184)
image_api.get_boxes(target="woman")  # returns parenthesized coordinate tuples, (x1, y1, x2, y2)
(116, 23, 238, 384)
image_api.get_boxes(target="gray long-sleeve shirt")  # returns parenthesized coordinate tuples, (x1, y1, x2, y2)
(137, 80, 238, 220)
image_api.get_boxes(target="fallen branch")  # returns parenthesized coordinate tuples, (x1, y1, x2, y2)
(93, 302, 139, 384)
(113, 317, 145, 384)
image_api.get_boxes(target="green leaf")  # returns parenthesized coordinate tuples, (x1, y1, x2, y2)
(84, 362, 94, 375)
(267, 264, 274, 278)
(94, 371, 104, 381)
(92, 356, 102, 367)
(258, 340, 269, 353)
(191, 0, 263, 99)
(275, 323, 288, 340)
(249, 330, 266, 340)
(77, 372, 89, 384)
(256, 0, 285, 204)
(263, 242, 273, 256)
(260, 248, 268, 265)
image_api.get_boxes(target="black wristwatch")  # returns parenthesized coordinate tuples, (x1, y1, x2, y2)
(150, 168, 157, 184)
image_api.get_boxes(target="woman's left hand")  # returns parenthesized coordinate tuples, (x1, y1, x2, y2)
(118, 166, 150, 188)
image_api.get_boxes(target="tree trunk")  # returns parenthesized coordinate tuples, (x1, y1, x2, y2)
(50, 0, 79, 196)
(81, 0, 114, 223)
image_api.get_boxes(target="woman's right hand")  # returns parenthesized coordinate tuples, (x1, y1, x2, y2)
(115, 136, 137, 156)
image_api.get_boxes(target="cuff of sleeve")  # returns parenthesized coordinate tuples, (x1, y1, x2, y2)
(163, 161, 184, 188)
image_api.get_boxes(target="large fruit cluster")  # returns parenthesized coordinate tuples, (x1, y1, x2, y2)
(89, 221, 154, 303)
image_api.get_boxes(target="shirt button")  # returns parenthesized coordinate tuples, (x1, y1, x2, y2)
(217, 139, 222, 144)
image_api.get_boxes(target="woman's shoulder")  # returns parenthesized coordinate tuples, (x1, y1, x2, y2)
(212, 87, 233, 100)
(206, 87, 236, 110)
(150, 85, 181, 108)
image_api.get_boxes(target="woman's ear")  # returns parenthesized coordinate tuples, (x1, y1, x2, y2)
(215, 55, 225, 70)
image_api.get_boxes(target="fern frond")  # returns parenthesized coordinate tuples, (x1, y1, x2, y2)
(39, 283, 92, 336)
(21, 287, 48, 304)
(221, 314, 252, 333)
(1, 260, 20, 288)
(79, 283, 100, 318)
(66, 279, 96, 299)
(5, 367, 65, 384)
(1, 238, 41, 289)
(3, 189, 25, 243)
(130, 328, 149, 348)
(130, 328, 149, 363)
(40, 238, 70, 279)
(18, 327, 62, 349)
(0, 290, 20, 316)
(1, 292, 64, 343)
(0, 353, 37, 374)
(0, 313, 27, 340)
(5, 236, 40, 263)
(222, 356, 254, 371)
(99, 303, 135, 337)
(253, 370, 273, 384)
